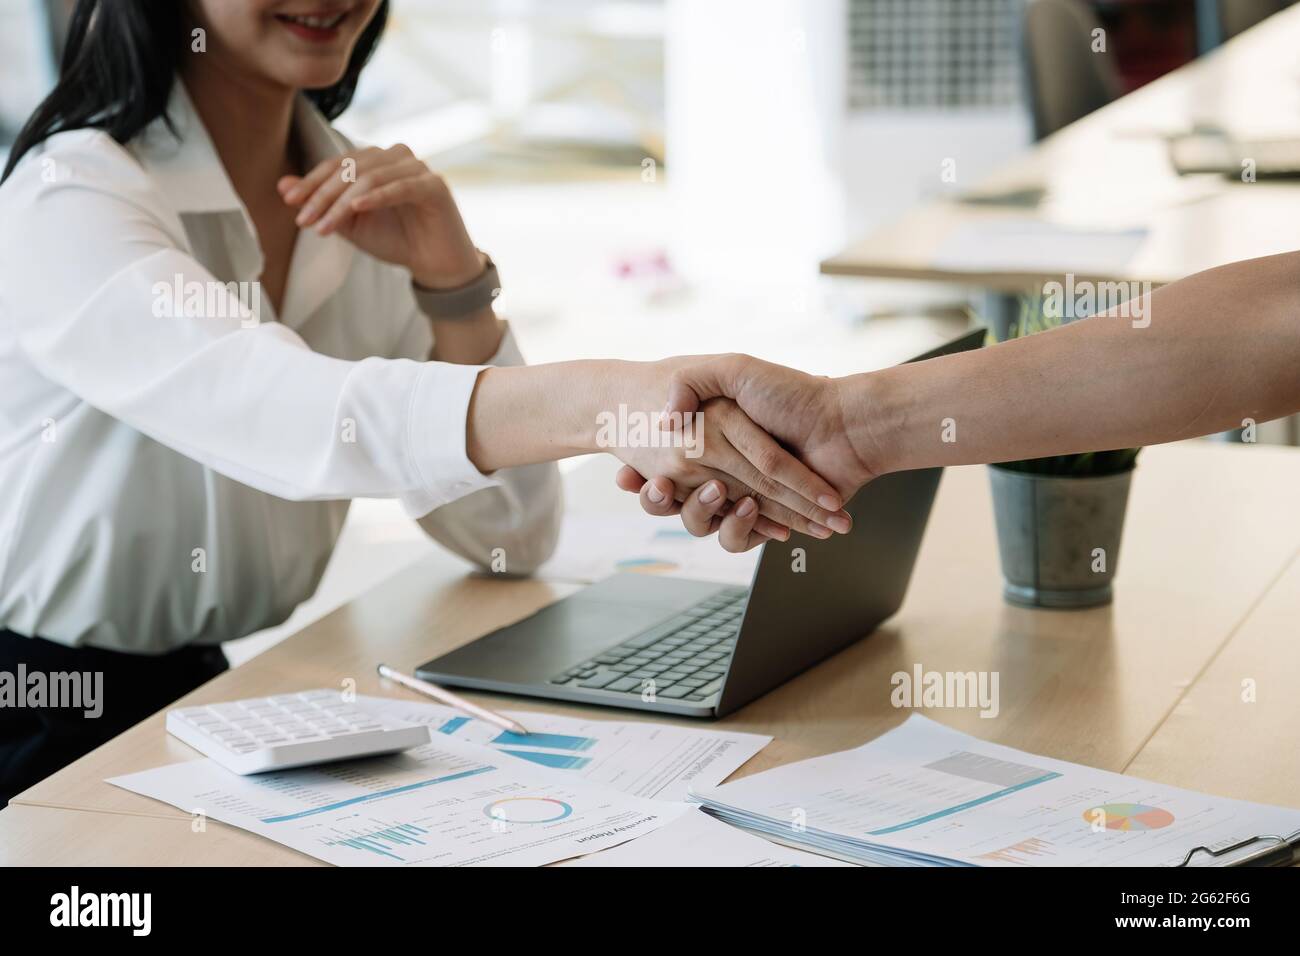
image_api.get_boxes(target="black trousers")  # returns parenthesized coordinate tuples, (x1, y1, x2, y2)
(0, 629, 227, 807)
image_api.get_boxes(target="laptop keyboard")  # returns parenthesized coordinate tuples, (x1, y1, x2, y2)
(549, 587, 748, 702)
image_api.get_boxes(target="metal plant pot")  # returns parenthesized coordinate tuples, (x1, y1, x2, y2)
(988, 464, 1134, 609)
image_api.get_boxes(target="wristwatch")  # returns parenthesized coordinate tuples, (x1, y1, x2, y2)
(411, 253, 501, 320)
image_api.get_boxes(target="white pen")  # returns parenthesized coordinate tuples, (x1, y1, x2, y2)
(376, 663, 530, 736)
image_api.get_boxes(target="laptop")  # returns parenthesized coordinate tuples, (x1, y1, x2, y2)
(417, 329, 985, 718)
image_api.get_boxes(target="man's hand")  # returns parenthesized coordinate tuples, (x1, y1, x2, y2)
(617, 354, 882, 550)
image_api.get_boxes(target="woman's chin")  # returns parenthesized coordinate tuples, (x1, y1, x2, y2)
(274, 62, 352, 92)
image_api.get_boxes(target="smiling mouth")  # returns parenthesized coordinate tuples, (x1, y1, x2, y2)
(275, 10, 350, 39)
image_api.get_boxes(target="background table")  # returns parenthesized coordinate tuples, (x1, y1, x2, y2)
(821, 5, 1300, 292)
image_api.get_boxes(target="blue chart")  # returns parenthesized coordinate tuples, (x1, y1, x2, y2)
(499, 749, 591, 770)
(429, 717, 605, 772)
(434, 720, 598, 753)
(490, 730, 596, 770)
(436, 717, 472, 735)
(490, 730, 596, 751)
(325, 822, 428, 861)
(484, 797, 574, 824)
(433, 719, 598, 770)
(869, 751, 1061, 836)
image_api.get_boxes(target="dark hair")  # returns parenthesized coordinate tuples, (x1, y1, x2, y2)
(2, 0, 389, 182)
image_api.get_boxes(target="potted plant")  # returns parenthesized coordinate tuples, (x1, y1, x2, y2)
(988, 297, 1140, 608)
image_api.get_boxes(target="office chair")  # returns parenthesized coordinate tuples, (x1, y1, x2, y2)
(1022, 0, 1122, 140)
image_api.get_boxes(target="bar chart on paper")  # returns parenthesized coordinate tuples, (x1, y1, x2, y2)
(426, 715, 597, 770)
(323, 820, 430, 861)
(365, 696, 771, 802)
(977, 836, 1056, 865)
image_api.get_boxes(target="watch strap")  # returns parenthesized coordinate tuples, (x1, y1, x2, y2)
(412, 256, 500, 320)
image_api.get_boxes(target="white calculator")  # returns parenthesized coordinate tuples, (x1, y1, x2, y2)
(166, 690, 432, 775)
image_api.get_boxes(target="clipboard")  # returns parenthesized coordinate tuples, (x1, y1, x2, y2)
(1176, 829, 1300, 867)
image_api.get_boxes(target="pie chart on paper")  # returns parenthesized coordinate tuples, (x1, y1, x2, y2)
(1084, 803, 1175, 830)
(484, 797, 573, 824)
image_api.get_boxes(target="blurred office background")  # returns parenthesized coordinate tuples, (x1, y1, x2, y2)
(2, 0, 1295, 659)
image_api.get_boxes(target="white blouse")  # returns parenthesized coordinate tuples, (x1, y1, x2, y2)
(0, 84, 562, 653)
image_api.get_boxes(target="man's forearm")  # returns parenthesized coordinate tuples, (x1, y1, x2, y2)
(851, 251, 1300, 475)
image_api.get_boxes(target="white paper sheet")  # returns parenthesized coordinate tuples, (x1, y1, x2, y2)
(693, 715, 1300, 867)
(363, 696, 771, 803)
(562, 808, 856, 867)
(108, 733, 686, 867)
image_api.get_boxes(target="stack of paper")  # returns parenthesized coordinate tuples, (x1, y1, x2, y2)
(691, 715, 1300, 867)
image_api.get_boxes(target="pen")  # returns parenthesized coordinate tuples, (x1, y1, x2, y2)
(376, 663, 529, 736)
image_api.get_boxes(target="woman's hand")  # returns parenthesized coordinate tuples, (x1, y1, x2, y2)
(616, 466, 780, 553)
(278, 144, 483, 290)
(615, 464, 783, 552)
(606, 389, 853, 549)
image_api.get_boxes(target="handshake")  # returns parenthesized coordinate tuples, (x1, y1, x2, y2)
(606, 354, 886, 554)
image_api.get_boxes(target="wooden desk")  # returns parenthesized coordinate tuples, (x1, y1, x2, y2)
(1126, 549, 1300, 807)
(821, 7, 1300, 292)
(3, 443, 1298, 864)
(0, 803, 320, 867)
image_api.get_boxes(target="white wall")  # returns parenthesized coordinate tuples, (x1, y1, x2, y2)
(665, 0, 848, 285)
(664, 0, 1031, 285)
(0, 0, 54, 139)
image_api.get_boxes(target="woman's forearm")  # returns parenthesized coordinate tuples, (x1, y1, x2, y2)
(430, 308, 506, 364)
(465, 359, 638, 473)
(855, 251, 1300, 474)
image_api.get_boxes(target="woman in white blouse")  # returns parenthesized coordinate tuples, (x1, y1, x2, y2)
(0, 0, 853, 803)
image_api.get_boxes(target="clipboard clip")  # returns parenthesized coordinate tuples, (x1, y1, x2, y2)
(1176, 829, 1300, 867)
